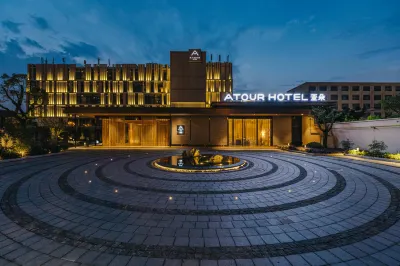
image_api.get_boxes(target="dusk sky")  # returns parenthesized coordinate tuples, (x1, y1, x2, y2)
(1, 0, 400, 92)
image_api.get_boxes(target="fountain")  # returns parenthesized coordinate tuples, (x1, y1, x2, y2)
(152, 148, 246, 172)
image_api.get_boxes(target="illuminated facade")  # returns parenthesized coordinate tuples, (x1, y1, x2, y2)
(27, 49, 325, 147)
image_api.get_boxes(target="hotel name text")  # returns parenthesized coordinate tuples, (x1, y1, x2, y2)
(223, 93, 326, 102)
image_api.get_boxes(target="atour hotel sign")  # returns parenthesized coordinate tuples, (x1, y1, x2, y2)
(223, 93, 326, 102)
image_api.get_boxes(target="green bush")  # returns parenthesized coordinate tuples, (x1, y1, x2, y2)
(367, 115, 380, 120)
(348, 149, 367, 156)
(306, 142, 323, 149)
(385, 153, 400, 160)
(341, 139, 354, 151)
(367, 140, 387, 157)
(0, 149, 20, 160)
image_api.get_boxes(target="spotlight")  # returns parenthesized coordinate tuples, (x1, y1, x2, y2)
(111, 159, 113, 161)
(114, 189, 118, 193)
(88, 180, 92, 183)
(288, 189, 292, 193)
(169, 196, 173, 200)
(234, 196, 238, 200)
(84, 170, 88, 174)
(95, 163, 98, 166)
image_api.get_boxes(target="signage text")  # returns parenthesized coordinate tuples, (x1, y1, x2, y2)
(223, 93, 326, 102)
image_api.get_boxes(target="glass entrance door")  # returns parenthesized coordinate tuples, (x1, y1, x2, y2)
(228, 118, 271, 146)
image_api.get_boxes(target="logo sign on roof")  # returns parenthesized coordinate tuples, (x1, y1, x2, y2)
(189, 49, 202, 62)
(222, 93, 326, 102)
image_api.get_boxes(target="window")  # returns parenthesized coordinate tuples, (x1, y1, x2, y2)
(342, 104, 349, 109)
(385, 95, 392, 100)
(331, 95, 338, 100)
(341, 86, 349, 91)
(352, 103, 360, 110)
(107, 69, 113, 80)
(319, 86, 327, 91)
(133, 82, 144, 93)
(396, 86, 400, 92)
(352, 95, 360, 100)
(330, 86, 338, 91)
(374, 86, 381, 91)
(309, 86, 316, 91)
(352, 86, 360, 91)
(363, 86, 370, 91)
(364, 103, 370, 109)
(363, 95, 370, 100)
(341, 95, 349, 100)
(375, 112, 381, 117)
(374, 95, 381, 100)
(374, 103, 381, 109)
(385, 86, 392, 92)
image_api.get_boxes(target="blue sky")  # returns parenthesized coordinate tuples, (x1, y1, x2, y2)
(0, 0, 400, 92)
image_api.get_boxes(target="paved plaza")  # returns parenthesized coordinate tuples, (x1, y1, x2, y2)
(0, 150, 400, 265)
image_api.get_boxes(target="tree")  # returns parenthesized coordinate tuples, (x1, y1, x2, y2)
(37, 118, 67, 144)
(340, 107, 366, 122)
(311, 106, 343, 148)
(381, 96, 400, 117)
(0, 73, 45, 127)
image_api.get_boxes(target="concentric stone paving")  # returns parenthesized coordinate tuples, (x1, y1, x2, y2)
(0, 150, 400, 265)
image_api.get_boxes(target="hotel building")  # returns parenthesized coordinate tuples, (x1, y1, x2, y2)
(27, 49, 326, 147)
(288, 82, 400, 117)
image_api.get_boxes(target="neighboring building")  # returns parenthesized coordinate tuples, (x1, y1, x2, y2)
(288, 82, 400, 117)
(27, 49, 328, 147)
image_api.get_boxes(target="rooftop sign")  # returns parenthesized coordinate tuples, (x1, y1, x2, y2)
(223, 93, 326, 102)
(189, 49, 202, 62)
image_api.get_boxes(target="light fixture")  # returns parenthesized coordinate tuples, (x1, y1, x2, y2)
(288, 189, 292, 193)
(169, 196, 173, 200)
(88, 180, 92, 183)
(84, 170, 88, 174)
(234, 196, 238, 200)
(111, 158, 113, 161)
(114, 189, 118, 193)
(95, 163, 98, 166)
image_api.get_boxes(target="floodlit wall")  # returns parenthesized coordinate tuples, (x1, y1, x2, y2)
(331, 118, 400, 153)
(272, 116, 292, 145)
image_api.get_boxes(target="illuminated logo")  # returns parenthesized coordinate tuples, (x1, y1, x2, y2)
(177, 125, 185, 135)
(177, 159, 184, 167)
(189, 49, 202, 62)
(223, 93, 326, 102)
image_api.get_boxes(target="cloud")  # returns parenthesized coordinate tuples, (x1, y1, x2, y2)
(1, 20, 22, 33)
(30, 15, 50, 30)
(358, 46, 400, 59)
(23, 38, 43, 49)
(61, 41, 100, 62)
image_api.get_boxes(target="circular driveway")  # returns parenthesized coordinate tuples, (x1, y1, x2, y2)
(0, 149, 400, 265)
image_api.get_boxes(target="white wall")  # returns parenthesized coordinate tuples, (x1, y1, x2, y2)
(331, 118, 400, 153)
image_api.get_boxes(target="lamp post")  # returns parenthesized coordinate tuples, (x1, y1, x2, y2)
(74, 114, 77, 148)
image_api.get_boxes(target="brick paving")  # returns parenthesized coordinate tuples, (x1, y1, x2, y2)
(0, 149, 400, 265)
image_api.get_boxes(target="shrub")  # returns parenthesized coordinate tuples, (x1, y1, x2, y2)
(0, 149, 20, 160)
(367, 140, 387, 157)
(341, 139, 354, 151)
(386, 153, 400, 160)
(30, 145, 49, 156)
(348, 149, 367, 156)
(306, 142, 323, 149)
(367, 115, 380, 120)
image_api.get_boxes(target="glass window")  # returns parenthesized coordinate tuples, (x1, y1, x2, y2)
(385, 95, 392, 100)
(374, 86, 381, 91)
(341, 86, 349, 91)
(385, 86, 392, 92)
(330, 86, 338, 91)
(319, 86, 327, 91)
(374, 103, 381, 109)
(352, 103, 360, 110)
(341, 95, 349, 100)
(352, 95, 360, 100)
(363, 95, 370, 100)
(331, 95, 338, 100)
(396, 86, 400, 92)
(342, 104, 349, 109)
(363, 86, 370, 91)
(352, 86, 360, 91)
(364, 103, 370, 109)
(309, 86, 316, 91)
(374, 95, 381, 100)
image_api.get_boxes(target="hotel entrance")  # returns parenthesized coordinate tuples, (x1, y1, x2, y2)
(228, 118, 272, 146)
(102, 117, 170, 146)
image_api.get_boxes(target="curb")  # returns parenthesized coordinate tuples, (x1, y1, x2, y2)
(0, 151, 68, 164)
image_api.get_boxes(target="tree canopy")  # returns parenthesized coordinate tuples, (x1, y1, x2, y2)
(311, 106, 343, 148)
(381, 95, 400, 117)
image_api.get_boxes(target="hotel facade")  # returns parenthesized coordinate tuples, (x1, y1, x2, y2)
(27, 49, 327, 147)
